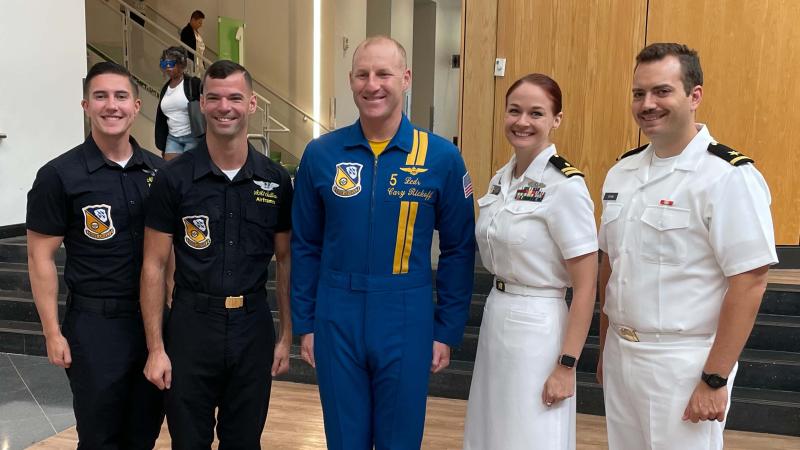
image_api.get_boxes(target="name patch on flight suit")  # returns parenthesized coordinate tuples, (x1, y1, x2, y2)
(332, 162, 363, 198)
(253, 180, 280, 205)
(386, 173, 435, 201)
(82, 204, 116, 240)
(182, 215, 211, 249)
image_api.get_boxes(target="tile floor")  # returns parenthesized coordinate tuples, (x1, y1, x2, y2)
(0, 353, 74, 449)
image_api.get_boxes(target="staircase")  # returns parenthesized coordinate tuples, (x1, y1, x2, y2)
(84, 0, 327, 173)
(1, 235, 798, 436)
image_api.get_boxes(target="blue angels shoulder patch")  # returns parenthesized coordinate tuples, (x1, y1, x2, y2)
(82, 204, 115, 240)
(182, 215, 211, 249)
(332, 162, 363, 198)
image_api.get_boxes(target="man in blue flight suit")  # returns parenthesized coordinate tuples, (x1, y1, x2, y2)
(291, 36, 476, 449)
(27, 61, 165, 448)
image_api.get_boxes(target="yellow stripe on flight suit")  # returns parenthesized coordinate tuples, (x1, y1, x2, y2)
(400, 202, 419, 273)
(414, 131, 428, 166)
(405, 129, 420, 166)
(393, 201, 410, 273)
(393, 130, 429, 274)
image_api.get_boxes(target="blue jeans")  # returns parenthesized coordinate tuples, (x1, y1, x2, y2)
(165, 134, 202, 154)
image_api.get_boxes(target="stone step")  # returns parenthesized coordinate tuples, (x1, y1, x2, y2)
(4, 280, 799, 357)
(0, 262, 66, 293)
(584, 311, 800, 354)
(465, 287, 799, 328)
(277, 353, 800, 437)
(2, 318, 797, 436)
(2, 237, 797, 319)
(0, 239, 66, 264)
(456, 306, 800, 358)
(575, 337, 800, 393)
(0, 291, 67, 323)
(0, 319, 47, 356)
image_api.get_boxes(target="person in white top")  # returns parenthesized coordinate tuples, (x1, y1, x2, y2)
(464, 74, 599, 450)
(155, 47, 203, 160)
(597, 43, 778, 450)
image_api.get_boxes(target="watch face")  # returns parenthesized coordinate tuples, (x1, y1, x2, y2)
(559, 354, 576, 368)
(703, 373, 727, 389)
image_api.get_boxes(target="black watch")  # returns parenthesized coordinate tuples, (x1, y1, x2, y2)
(701, 372, 728, 389)
(558, 354, 577, 369)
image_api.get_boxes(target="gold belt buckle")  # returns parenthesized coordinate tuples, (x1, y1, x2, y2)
(225, 295, 244, 309)
(618, 326, 640, 342)
(495, 280, 506, 292)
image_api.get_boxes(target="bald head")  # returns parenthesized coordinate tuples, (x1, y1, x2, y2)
(351, 36, 408, 71)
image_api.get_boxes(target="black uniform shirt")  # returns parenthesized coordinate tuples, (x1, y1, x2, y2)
(145, 141, 292, 296)
(26, 135, 164, 299)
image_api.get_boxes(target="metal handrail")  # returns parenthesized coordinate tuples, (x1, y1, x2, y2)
(251, 78, 330, 132)
(87, 10, 275, 138)
(142, 4, 220, 60)
(112, 0, 329, 132)
(247, 134, 269, 154)
(142, 4, 179, 35)
(100, 0, 214, 77)
(95, 0, 274, 140)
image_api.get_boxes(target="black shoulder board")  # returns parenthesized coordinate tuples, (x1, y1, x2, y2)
(707, 143, 754, 166)
(617, 144, 648, 161)
(549, 155, 584, 178)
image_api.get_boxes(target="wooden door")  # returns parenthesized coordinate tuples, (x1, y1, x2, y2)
(646, 0, 800, 244)
(491, 0, 647, 223)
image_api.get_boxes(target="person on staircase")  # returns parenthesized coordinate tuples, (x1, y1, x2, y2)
(155, 46, 204, 161)
(180, 10, 206, 71)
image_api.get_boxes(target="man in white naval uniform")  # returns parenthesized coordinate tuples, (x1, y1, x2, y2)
(596, 43, 777, 450)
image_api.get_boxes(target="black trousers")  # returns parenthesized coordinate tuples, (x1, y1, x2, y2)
(165, 291, 276, 449)
(62, 296, 165, 450)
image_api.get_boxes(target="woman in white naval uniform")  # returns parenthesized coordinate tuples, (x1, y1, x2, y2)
(464, 74, 598, 450)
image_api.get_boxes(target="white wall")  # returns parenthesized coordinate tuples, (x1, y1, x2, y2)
(0, 0, 87, 226)
(432, 0, 460, 141)
(391, 0, 415, 70)
(334, 0, 367, 128)
(411, 1, 436, 130)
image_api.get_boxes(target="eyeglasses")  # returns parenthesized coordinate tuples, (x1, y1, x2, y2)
(159, 59, 177, 69)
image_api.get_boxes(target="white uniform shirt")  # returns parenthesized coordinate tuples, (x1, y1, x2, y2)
(599, 125, 777, 334)
(476, 145, 598, 292)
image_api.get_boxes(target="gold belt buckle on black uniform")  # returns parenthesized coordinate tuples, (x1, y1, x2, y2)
(225, 295, 244, 309)
(617, 325, 640, 342)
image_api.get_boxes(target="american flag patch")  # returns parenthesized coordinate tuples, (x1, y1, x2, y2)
(462, 172, 473, 198)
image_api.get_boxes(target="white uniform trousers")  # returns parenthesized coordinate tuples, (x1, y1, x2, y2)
(602, 328, 737, 450)
(464, 288, 575, 450)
